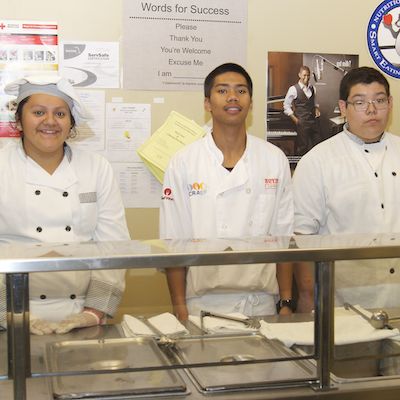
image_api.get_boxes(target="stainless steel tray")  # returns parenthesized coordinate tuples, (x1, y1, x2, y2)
(170, 333, 315, 393)
(45, 337, 187, 399)
(295, 338, 400, 382)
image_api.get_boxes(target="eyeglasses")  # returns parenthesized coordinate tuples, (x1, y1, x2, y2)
(346, 97, 390, 112)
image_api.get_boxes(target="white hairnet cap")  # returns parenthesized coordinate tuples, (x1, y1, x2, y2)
(4, 75, 91, 125)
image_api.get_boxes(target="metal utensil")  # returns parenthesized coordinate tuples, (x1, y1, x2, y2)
(343, 303, 393, 329)
(369, 310, 400, 330)
(200, 310, 261, 329)
(137, 316, 176, 346)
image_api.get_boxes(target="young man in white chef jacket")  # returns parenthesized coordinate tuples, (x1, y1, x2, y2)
(293, 66, 400, 308)
(160, 63, 295, 320)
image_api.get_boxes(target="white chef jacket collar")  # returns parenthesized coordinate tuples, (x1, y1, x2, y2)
(343, 123, 386, 146)
(206, 130, 249, 165)
(17, 139, 73, 163)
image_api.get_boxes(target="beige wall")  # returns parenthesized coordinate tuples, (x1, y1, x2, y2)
(2, 0, 398, 319)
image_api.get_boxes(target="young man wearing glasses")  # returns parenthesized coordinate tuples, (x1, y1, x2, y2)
(292, 66, 400, 309)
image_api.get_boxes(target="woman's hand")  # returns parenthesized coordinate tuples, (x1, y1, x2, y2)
(30, 317, 58, 335)
(55, 309, 104, 334)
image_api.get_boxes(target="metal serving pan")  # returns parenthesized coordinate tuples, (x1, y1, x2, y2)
(45, 337, 188, 399)
(169, 333, 315, 393)
(295, 338, 400, 382)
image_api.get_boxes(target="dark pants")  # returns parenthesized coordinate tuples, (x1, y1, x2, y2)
(295, 118, 320, 156)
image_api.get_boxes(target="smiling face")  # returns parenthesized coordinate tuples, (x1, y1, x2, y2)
(204, 71, 252, 129)
(16, 93, 72, 165)
(298, 68, 310, 86)
(338, 82, 392, 141)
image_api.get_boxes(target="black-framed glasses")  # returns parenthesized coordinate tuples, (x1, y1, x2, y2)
(346, 97, 390, 112)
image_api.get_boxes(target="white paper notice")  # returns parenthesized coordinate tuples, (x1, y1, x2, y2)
(60, 41, 120, 88)
(68, 90, 106, 152)
(112, 162, 161, 208)
(123, 0, 247, 91)
(106, 103, 151, 163)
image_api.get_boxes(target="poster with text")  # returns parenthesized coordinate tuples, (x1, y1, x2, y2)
(0, 20, 58, 137)
(123, 0, 247, 91)
(60, 41, 120, 88)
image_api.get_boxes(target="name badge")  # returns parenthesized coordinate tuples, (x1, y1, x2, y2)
(79, 192, 97, 203)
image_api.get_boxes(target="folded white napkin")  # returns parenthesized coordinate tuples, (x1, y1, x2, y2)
(189, 312, 257, 333)
(121, 314, 156, 337)
(260, 306, 400, 348)
(122, 312, 188, 337)
(148, 312, 188, 336)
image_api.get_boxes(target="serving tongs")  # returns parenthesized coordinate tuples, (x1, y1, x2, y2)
(200, 310, 261, 331)
(135, 316, 177, 347)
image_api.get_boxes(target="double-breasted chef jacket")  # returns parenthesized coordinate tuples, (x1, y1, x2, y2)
(0, 141, 130, 321)
(293, 125, 400, 308)
(160, 131, 294, 300)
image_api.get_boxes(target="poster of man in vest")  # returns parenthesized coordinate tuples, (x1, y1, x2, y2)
(283, 65, 320, 156)
(266, 52, 359, 167)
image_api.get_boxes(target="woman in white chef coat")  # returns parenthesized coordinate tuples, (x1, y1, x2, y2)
(0, 75, 130, 334)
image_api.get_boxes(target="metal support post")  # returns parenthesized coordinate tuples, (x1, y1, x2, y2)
(7, 273, 31, 400)
(313, 261, 335, 391)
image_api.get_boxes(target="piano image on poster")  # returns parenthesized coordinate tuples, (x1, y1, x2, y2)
(266, 95, 299, 165)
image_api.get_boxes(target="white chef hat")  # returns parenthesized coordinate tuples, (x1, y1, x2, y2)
(4, 75, 91, 125)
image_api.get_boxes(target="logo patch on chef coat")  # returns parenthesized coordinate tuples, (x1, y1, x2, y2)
(188, 182, 207, 196)
(161, 187, 174, 201)
(264, 178, 279, 190)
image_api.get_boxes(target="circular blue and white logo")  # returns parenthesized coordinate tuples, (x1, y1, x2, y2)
(367, 0, 400, 78)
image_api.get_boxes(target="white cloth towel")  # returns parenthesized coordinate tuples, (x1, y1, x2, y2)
(122, 312, 188, 337)
(260, 306, 400, 348)
(148, 312, 188, 336)
(189, 312, 258, 333)
(121, 314, 156, 337)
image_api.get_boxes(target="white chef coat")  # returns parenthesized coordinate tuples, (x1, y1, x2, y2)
(293, 125, 400, 308)
(160, 131, 293, 304)
(0, 140, 130, 321)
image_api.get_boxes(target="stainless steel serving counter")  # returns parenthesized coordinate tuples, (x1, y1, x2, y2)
(3, 233, 400, 399)
(3, 322, 400, 400)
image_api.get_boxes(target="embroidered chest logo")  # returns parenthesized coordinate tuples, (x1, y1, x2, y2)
(188, 182, 207, 196)
(161, 187, 174, 201)
(264, 178, 279, 190)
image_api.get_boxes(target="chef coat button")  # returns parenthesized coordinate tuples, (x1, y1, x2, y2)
(249, 220, 253, 226)
(70, 294, 76, 299)
(374, 172, 378, 178)
(390, 268, 395, 274)
(36, 227, 42, 232)
(392, 172, 397, 176)
(35, 190, 41, 195)
(40, 294, 46, 300)
(62, 191, 69, 197)
(65, 225, 71, 232)
(246, 188, 251, 194)
(222, 224, 227, 230)
(364, 149, 369, 153)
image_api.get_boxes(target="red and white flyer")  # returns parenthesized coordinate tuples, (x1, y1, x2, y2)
(0, 20, 58, 138)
